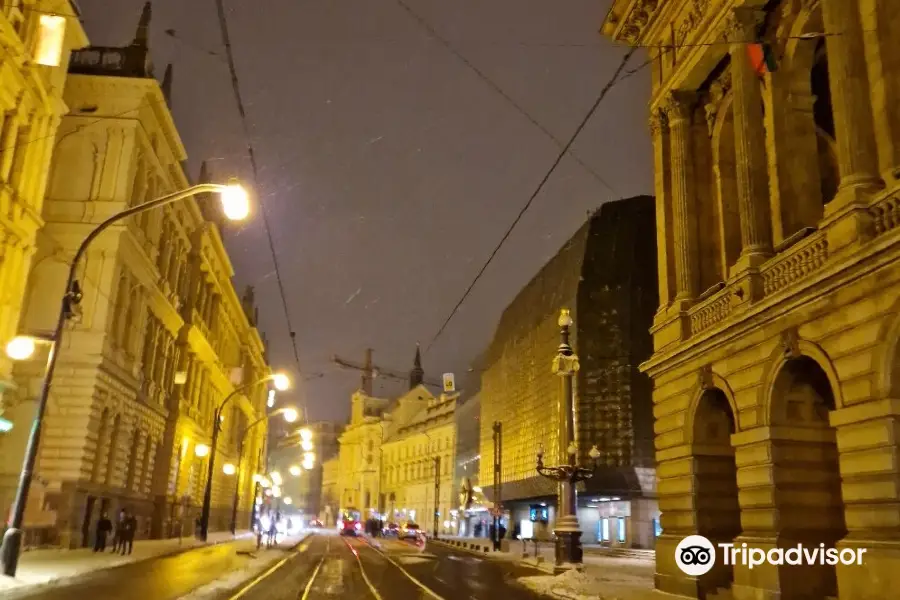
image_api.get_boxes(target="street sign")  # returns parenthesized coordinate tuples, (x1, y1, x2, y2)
(442, 373, 455, 392)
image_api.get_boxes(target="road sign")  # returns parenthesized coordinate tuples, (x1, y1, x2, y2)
(442, 373, 455, 392)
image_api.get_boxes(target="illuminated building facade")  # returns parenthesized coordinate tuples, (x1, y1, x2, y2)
(479, 197, 659, 547)
(602, 1, 900, 598)
(0, 4, 270, 548)
(0, 3, 87, 430)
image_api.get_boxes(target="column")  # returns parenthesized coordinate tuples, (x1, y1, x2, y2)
(662, 91, 698, 301)
(0, 109, 21, 182)
(649, 109, 675, 313)
(821, 0, 882, 193)
(728, 8, 772, 262)
(860, 0, 900, 181)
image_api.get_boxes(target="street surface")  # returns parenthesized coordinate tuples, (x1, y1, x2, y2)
(6, 538, 282, 600)
(225, 533, 545, 600)
(9, 532, 546, 600)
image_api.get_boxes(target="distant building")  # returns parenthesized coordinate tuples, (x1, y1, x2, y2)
(334, 348, 457, 535)
(268, 420, 342, 520)
(0, 4, 270, 548)
(479, 196, 659, 548)
(453, 391, 490, 537)
(320, 457, 340, 526)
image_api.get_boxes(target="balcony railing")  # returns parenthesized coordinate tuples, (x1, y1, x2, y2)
(760, 230, 829, 297)
(871, 186, 900, 237)
(688, 286, 732, 336)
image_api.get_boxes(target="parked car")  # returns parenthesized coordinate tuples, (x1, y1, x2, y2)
(383, 522, 400, 536)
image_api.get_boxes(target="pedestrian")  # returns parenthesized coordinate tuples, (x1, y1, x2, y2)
(120, 511, 137, 555)
(267, 517, 277, 547)
(94, 512, 112, 552)
(111, 508, 126, 553)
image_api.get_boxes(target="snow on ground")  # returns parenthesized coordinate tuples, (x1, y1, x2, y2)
(518, 567, 658, 600)
(177, 535, 308, 600)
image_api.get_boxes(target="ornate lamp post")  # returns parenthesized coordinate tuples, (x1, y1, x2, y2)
(535, 308, 601, 571)
(0, 181, 251, 577)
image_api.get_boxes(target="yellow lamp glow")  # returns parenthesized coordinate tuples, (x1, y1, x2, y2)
(271, 472, 283, 486)
(301, 440, 313, 451)
(299, 428, 312, 441)
(289, 465, 301, 477)
(35, 15, 66, 67)
(283, 497, 292, 505)
(194, 444, 210, 458)
(272, 485, 282, 498)
(282, 408, 298, 423)
(272, 372, 290, 391)
(6, 336, 36, 361)
(252, 474, 262, 483)
(220, 180, 250, 221)
(223, 463, 236, 475)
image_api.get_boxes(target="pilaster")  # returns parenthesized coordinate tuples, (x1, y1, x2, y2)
(860, 0, 900, 183)
(730, 426, 845, 600)
(830, 398, 900, 599)
(649, 108, 674, 315)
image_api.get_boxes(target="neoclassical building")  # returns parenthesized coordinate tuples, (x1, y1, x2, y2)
(602, 1, 900, 599)
(0, 5, 270, 548)
(0, 3, 88, 417)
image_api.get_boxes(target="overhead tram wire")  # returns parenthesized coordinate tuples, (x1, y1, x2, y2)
(425, 44, 640, 353)
(213, 0, 306, 420)
(393, 0, 618, 195)
(423, 26, 851, 352)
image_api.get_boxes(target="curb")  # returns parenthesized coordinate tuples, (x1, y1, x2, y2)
(2, 533, 255, 600)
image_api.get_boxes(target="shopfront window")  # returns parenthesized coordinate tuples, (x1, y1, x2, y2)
(617, 517, 625, 542)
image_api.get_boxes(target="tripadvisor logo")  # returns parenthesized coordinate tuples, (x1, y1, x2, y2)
(675, 535, 867, 576)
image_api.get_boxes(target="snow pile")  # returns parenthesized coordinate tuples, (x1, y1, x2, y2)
(518, 567, 659, 600)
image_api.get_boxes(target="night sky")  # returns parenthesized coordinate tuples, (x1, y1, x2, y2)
(76, 0, 652, 422)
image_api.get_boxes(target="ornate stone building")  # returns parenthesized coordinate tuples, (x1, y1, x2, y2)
(0, 4, 270, 548)
(479, 196, 659, 548)
(0, 2, 87, 415)
(602, 1, 900, 598)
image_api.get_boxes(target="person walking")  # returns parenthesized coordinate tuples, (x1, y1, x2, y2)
(120, 511, 137, 555)
(94, 512, 112, 552)
(111, 509, 126, 553)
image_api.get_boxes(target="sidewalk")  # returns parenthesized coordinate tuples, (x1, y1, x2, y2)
(430, 537, 657, 599)
(1, 530, 253, 591)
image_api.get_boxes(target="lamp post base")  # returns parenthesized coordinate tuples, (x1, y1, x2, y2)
(553, 516, 583, 571)
(0, 526, 24, 577)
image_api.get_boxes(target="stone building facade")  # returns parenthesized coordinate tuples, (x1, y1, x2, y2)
(0, 2, 87, 415)
(479, 196, 659, 548)
(0, 5, 270, 548)
(602, 1, 900, 598)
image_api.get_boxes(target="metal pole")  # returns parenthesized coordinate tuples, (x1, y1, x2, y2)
(433, 456, 441, 540)
(229, 440, 246, 535)
(0, 183, 229, 577)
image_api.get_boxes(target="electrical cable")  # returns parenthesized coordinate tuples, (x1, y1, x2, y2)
(423, 27, 854, 352)
(425, 44, 640, 353)
(393, 0, 617, 195)
(213, 0, 308, 421)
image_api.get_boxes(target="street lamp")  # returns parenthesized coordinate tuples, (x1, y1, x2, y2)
(223, 463, 236, 476)
(195, 444, 210, 458)
(535, 308, 601, 572)
(289, 465, 301, 477)
(228, 406, 298, 535)
(0, 181, 251, 577)
(199, 371, 291, 541)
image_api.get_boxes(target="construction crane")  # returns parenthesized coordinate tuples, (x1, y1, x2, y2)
(332, 348, 444, 391)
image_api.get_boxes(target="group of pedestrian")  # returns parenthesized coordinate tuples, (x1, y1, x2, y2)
(93, 508, 137, 554)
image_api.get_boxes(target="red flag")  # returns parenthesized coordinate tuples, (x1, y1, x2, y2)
(747, 43, 766, 75)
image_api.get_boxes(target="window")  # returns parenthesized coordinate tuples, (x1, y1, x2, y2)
(617, 517, 626, 543)
(599, 518, 609, 542)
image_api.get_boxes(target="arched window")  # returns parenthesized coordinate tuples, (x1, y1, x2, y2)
(811, 39, 839, 204)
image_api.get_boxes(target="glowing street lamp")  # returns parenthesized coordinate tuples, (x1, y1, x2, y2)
(289, 465, 301, 477)
(283, 497, 292, 505)
(194, 444, 210, 458)
(271, 472, 283, 486)
(299, 428, 312, 441)
(282, 408, 299, 423)
(5, 336, 36, 361)
(220, 180, 251, 221)
(301, 440, 314, 451)
(223, 463, 236, 476)
(272, 372, 291, 391)
(267, 389, 276, 408)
